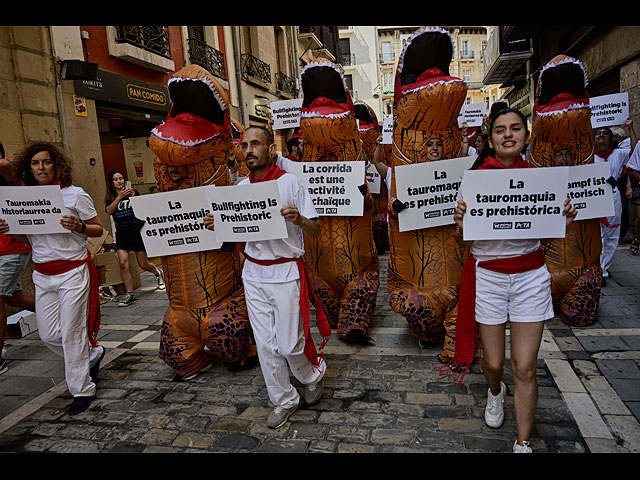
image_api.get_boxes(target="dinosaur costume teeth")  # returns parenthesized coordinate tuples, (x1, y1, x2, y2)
(148, 64, 256, 378)
(299, 59, 380, 342)
(387, 27, 468, 361)
(531, 55, 602, 327)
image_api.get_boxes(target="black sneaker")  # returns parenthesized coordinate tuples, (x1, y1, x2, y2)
(118, 292, 136, 307)
(68, 395, 95, 415)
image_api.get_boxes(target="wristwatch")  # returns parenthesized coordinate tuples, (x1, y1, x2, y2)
(79, 220, 87, 233)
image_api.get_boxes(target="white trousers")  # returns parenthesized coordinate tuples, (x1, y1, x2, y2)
(244, 278, 326, 408)
(601, 188, 622, 277)
(32, 265, 96, 398)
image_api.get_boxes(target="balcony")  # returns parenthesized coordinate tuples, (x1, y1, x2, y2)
(108, 26, 175, 72)
(115, 26, 172, 59)
(483, 27, 533, 85)
(342, 53, 356, 67)
(241, 53, 271, 88)
(276, 72, 299, 98)
(298, 26, 342, 62)
(188, 37, 226, 80)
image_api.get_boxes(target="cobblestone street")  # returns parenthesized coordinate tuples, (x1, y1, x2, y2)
(1, 244, 639, 453)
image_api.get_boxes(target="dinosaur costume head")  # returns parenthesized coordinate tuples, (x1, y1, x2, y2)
(299, 59, 360, 161)
(393, 26, 467, 162)
(150, 64, 232, 190)
(530, 55, 593, 167)
(355, 101, 380, 160)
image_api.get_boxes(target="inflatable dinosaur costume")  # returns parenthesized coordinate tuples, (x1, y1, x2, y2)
(149, 64, 256, 378)
(299, 59, 380, 344)
(386, 27, 468, 361)
(530, 55, 602, 327)
(231, 118, 250, 178)
(355, 101, 390, 254)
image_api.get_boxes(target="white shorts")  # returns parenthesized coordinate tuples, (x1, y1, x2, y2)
(475, 264, 554, 325)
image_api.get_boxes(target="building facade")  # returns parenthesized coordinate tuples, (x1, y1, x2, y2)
(483, 26, 640, 127)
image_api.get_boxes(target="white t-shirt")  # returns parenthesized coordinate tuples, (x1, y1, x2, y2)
(28, 185, 98, 263)
(595, 148, 629, 183)
(458, 176, 541, 261)
(626, 141, 640, 172)
(240, 169, 318, 283)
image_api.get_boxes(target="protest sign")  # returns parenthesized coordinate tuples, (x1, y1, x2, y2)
(394, 156, 476, 231)
(288, 161, 365, 216)
(1, 185, 68, 234)
(271, 99, 303, 130)
(129, 186, 221, 257)
(566, 162, 615, 220)
(206, 181, 287, 242)
(365, 163, 381, 194)
(458, 103, 487, 128)
(461, 166, 569, 241)
(590, 92, 629, 128)
(381, 117, 393, 144)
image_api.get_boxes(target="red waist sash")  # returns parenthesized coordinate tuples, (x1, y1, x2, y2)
(34, 248, 101, 348)
(435, 248, 545, 385)
(244, 253, 331, 368)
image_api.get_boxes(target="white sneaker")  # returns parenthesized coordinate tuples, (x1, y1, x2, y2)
(267, 404, 298, 429)
(513, 440, 532, 453)
(485, 381, 506, 428)
(156, 271, 165, 290)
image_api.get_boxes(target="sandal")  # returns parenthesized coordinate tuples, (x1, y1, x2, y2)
(631, 239, 639, 255)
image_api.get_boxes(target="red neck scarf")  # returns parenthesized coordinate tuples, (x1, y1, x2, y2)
(477, 155, 530, 170)
(248, 161, 287, 183)
(597, 147, 614, 160)
(434, 154, 538, 385)
(34, 248, 101, 348)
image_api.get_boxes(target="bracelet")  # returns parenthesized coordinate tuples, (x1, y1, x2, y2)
(79, 221, 87, 233)
(455, 225, 463, 236)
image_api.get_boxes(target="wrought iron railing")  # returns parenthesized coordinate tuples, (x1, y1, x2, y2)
(241, 53, 271, 85)
(188, 37, 227, 80)
(342, 53, 356, 66)
(298, 26, 342, 61)
(276, 72, 298, 97)
(115, 26, 172, 59)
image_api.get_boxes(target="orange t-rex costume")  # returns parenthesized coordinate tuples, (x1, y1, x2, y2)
(386, 27, 469, 361)
(355, 101, 390, 254)
(231, 118, 250, 178)
(148, 64, 256, 378)
(299, 59, 380, 344)
(530, 55, 602, 327)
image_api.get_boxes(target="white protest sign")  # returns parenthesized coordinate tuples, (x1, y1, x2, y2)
(381, 117, 393, 144)
(129, 186, 221, 257)
(1, 185, 68, 234)
(590, 92, 629, 128)
(365, 163, 381, 194)
(566, 162, 614, 220)
(288, 161, 365, 216)
(462, 166, 569, 241)
(207, 181, 287, 242)
(458, 103, 487, 128)
(394, 156, 476, 231)
(271, 99, 303, 130)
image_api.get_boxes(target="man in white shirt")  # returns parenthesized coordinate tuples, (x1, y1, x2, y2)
(205, 126, 328, 429)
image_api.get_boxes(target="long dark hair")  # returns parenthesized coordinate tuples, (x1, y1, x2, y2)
(105, 169, 126, 204)
(13, 142, 73, 187)
(470, 107, 529, 170)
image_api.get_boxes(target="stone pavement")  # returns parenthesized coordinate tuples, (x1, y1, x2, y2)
(1, 243, 639, 453)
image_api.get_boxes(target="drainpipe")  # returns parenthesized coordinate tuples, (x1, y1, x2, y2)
(231, 26, 246, 125)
